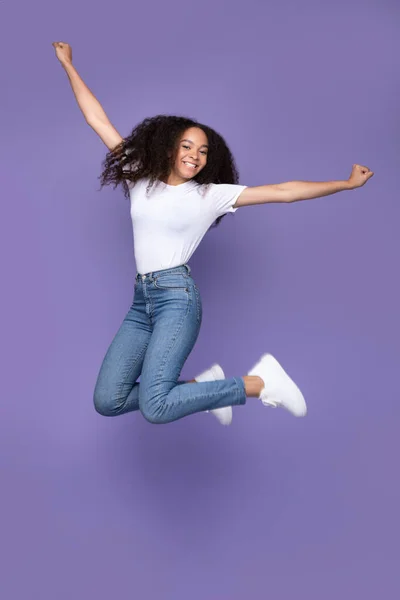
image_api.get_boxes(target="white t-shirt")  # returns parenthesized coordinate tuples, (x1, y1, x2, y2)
(125, 176, 247, 274)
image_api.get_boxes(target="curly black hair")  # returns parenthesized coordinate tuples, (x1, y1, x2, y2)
(97, 114, 241, 228)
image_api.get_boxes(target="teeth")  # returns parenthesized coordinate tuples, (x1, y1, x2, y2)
(184, 162, 197, 168)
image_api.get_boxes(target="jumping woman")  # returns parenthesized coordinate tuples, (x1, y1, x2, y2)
(53, 42, 374, 427)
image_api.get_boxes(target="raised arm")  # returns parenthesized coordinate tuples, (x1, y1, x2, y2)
(233, 165, 374, 208)
(52, 42, 123, 152)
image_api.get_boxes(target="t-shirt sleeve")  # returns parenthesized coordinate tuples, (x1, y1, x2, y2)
(207, 183, 247, 217)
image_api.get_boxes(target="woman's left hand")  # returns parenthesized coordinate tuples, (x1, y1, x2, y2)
(348, 164, 374, 189)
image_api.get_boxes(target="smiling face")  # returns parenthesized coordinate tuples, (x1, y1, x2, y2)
(169, 127, 209, 184)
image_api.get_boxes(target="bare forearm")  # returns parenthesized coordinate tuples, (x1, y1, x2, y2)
(62, 61, 109, 124)
(280, 180, 352, 203)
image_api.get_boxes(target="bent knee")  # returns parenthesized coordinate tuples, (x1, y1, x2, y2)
(93, 392, 117, 417)
(140, 403, 168, 425)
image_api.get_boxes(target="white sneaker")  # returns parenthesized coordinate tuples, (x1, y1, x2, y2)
(194, 364, 233, 426)
(248, 353, 307, 417)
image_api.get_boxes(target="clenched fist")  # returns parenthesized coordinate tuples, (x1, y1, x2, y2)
(348, 164, 374, 189)
(52, 42, 73, 65)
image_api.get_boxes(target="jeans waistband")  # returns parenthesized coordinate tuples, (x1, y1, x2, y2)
(135, 263, 191, 282)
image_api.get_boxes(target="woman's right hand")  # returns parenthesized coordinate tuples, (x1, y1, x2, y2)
(52, 41, 73, 65)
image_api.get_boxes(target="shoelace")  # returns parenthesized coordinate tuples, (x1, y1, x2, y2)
(260, 388, 278, 408)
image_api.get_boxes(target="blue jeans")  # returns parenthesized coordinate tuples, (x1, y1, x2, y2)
(93, 264, 247, 424)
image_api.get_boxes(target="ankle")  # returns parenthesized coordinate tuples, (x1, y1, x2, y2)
(243, 375, 264, 397)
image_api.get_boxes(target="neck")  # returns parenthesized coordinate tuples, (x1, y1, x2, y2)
(165, 175, 191, 186)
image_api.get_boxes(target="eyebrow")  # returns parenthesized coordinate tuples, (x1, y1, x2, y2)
(181, 138, 209, 149)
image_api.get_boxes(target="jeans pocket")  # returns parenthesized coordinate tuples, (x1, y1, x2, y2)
(153, 274, 188, 290)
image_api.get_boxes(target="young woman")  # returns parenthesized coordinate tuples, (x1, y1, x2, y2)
(53, 42, 374, 427)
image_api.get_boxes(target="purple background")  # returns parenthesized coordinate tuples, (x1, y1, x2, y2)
(1, 0, 399, 598)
